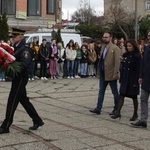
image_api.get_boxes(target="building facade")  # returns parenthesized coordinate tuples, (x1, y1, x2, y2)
(104, 0, 150, 17)
(0, 0, 62, 31)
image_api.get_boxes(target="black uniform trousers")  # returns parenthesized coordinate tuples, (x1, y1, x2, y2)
(1, 76, 42, 130)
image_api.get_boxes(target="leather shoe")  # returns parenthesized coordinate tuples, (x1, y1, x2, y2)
(131, 120, 147, 128)
(29, 122, 44, 130)
(0, 127, 10, 134)
(89, 108, 101, 115)
(109, 109, 117, 115)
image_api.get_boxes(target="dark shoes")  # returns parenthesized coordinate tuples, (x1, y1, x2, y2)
(129, 114, 138, 121)
(0, 127, 10, 134)
(29, 121, 44, 130)
(109, 109, 117, 116)
(131, 120, 147, 128)
(89, 108, 101, 115)
(111, 113, 121, 120)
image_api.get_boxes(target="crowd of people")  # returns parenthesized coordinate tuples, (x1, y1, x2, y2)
(0, 33, 145, 82)
(26, 37, 101, 81)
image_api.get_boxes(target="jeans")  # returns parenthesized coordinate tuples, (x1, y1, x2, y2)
(0, 71, 5, 80)
(80, 63, 87, 76)
(96, 75, 119, 111)
(74, 59, 80, 76)
(66, 59, 74, 77)
(88, 64, 94, 76)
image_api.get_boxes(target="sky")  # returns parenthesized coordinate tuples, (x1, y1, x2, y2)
(62, 0, 104, 20)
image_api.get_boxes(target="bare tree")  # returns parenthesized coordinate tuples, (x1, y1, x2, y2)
(71, 0, 97, 25)
(104, 0, 134, 40)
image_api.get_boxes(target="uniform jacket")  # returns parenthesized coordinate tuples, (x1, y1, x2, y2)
(120, 51, 142, 96)
(14, 38, 32, 77)
(140, 44, 150, 91)
(99, 41, 120, 81)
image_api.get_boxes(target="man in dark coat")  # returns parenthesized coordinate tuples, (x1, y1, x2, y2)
(131, 30, 150, 128)
(0, 28, 44, 134)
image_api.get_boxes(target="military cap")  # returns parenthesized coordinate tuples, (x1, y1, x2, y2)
(9, 27, 26, 37)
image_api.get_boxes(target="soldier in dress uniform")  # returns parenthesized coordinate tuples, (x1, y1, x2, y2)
(0, 28, 44, 134)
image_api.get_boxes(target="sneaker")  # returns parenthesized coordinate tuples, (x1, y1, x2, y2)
(51, 76, 53, 79)
(76, 75, 81, 78)
(2, 79, 5, 81)
(75, 75, 78, 78)
(67, 76, 70, 79)
(44, 77, 48, 80)
(28, 78, 31, 81)
(34, 76, 39, 79)
(31, 78, 34, 81)
(71, 76, 74, 79)
(53, 76, 57, 79)
(41, 77, 44, 80)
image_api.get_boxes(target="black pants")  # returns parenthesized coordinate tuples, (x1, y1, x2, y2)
(1, 76, 43, 130)
(40, 60, 47, 77)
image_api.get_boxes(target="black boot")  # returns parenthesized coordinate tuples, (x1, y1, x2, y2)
(130, 114, 138, 121)
(110, 95, 124, 120)
(111, 112, 121, 120)
(130, 98, 138, 121)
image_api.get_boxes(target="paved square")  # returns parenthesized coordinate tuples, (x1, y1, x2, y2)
(0, 78, 150, 150)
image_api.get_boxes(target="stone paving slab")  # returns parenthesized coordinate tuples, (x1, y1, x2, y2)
(0, 78, 150, 150)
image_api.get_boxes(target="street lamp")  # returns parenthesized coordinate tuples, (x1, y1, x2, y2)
(135, 0, 138, 41)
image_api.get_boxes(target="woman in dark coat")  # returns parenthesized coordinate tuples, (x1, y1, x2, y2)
(111, 39, 142, 121)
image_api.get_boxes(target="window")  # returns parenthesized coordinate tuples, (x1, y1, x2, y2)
(28, 0, 41, 16)
(47, 0, 56, 14)
(25, 36, 39, 44)
(42, 36, 52, 43)
(146, 1, 150, 10)
(1, 0, 16, 14)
